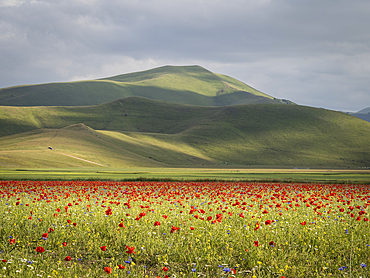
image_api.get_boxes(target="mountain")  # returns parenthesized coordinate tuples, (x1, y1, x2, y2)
(357, 107, 370, 114)
(349, 107, 370, 123)
(0, 65, 291, 107)
(0, 97, 369, 168)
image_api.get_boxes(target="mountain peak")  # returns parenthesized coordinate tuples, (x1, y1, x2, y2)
(0, 65, 287, 107)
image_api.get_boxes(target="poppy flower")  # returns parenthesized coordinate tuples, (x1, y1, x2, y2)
(48, 228, 54, 233)
(163, 266, 169, 272)
(119, 222, 125, 228)
(100, 246, 107, 251)
(300, 221, 307, 226)
(207, 216, 212, 221)
(73, 223, 77, 226)
(62, 242, 67, 246)
(64, 256, 71, 261)
(254, 241, 259, 247)
(35, 246, 45, 253)
(118, 264, 126, 269)
(190, 227, 195, 230)
(42, 233, 48, 238)
(2, 260, 6, 263)
(154, 221, 161, 226)
(67, 220, 71, 224)
(104, 267, 113, 274)
(9, 239, 15, 244)
(126, 246, 136, 254)
(105, 208, 112, 215)
(265, 220, 271, 225)
(269, 241, 274, 246)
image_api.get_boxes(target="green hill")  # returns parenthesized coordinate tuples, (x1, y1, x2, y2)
(0, 65, 287, 107)
(0, 97, 369, 168)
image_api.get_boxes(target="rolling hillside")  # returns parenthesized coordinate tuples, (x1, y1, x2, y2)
(0, 66, 288, 107)
(0, 97, 369, 168)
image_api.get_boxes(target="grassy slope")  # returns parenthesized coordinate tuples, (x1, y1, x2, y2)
(0, 123, 212, 168)
(0, 65, 280, 107)
(0, 97, 369, 168)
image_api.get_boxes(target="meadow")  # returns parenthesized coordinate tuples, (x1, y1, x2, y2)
(0, 180, 369, 277)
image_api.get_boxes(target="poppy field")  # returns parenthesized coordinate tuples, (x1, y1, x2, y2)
(0, 180, 369, 277)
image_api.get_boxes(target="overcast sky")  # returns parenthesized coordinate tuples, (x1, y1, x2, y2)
(1, 0, 369, 111)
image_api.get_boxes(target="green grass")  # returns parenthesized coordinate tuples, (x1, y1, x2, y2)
(0, 65, 281, 107)
(0, 98, 369, 168)
(0, 168, 369, 183)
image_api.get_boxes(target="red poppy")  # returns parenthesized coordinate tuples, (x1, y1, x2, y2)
(62, 242, 67, 246)
(269, 241, 274, 246)
(207, 216, 212, 221)
(73, 223, 77, 226)
(9, 239, 15, 244)
(100, 246, 107, 251)
(48, 228, 54, 233)
(35, 246, 45, 253)
(2, 260, 6, 263)
(254, 241, 259, 247)
(119, 222, 125, 228)
(170, 226, 180, 233)
(162, 215, 168, 219)
(104, 266, 113, 274)
(300, 221, 306, 226)
(105, 208, 112, 215)
(190, 227, 195, 230)
(265, 220, 271, 225)
(154, 221, 161, 226)
(42, 233, 48, 238)
(126, 246, 136, 254)
(64, 256, 71, 261)
(118, 264, 126, 269)
(67, 219, 71, 224)
(163, 266, 169, 272)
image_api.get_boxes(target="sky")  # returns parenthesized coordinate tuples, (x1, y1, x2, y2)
(1, 0, 369, 112)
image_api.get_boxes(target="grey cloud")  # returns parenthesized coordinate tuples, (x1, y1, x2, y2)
(0, 0, 369, 111)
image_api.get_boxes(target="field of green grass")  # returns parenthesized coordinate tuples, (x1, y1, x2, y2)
(0, 168, 369, 183)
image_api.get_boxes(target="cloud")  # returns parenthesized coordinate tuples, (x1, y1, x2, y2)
(0, 0, 369, 111)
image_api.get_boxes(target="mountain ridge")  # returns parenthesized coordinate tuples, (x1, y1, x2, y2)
(0, 65, 289, 107)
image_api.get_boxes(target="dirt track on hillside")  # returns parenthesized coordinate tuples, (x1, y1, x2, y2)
(56, 152, 107, 167)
